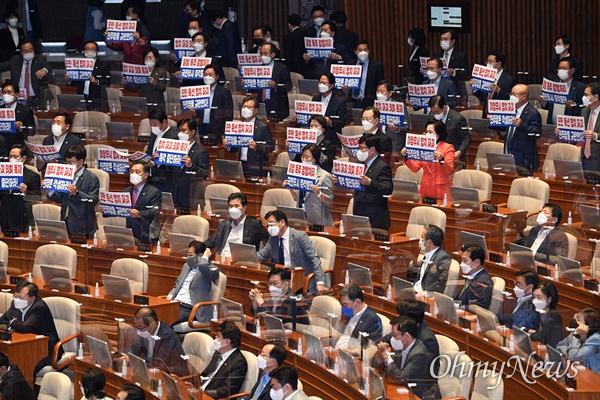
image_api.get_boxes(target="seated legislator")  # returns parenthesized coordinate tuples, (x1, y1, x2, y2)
(529, 281, 562, 348)
(498, 270, 540, 331)
(517, 203, 568, 263)
(0, 82, 36, 158)
(407, 224, 451, 294)
(120, 307, 188, 376)
(335, 284, 382, 355)
(402, 121, 455, 201)
(257, 210, 327, 296)
(173, 118, 209, 209)
(116, 384, 145, 400)
(0, 144, 40, 232)
(557, 308, 600, 375)
(80, 367, 110, 400)
(269, 365, 311, 400)
(384, 316, 440, 400)
(454, 244, 493, 309)
(145, 108, 178, 194)
(0, 282, 61, 376)
(201, 320, 248, 399)
(125, 161, 162, 245)
(426, 95, 470, 163)
(249, 268, 309, 325)
(312, 72, 347, 145)
(192, 64, 233, 141)
(287, 114, 337, 173)
(204, 192, 270, 258)
(241, 342, 287, 400)
(0, 351, 36, 400)
(45, 144, 99, 238)
(37, 112, 83, 170)
(167, 240, 219, 324)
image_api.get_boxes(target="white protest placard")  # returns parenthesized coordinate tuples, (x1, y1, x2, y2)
(180, 85, 211, 110)
(25, 141, 61, 162)
(405, 133, 437, 162)
(488, 100, 516, 127)
(43, 163, 76, 193)
(542, 78, 568, 104)
(0, 162, 23, 190)
(286, 128, 319, 154)
(470, 64, 498, 93)
(123, 62, 151, 85)
(408, 83, 436, 108)
(295, 100, 324, 126)
(98, 148, 130, 174)
(106, 19, 137, 42)
(237, 54, 263, 66)
(333, 160, 365, 191)
(557, 115, 585, 143)
(337, 133, 363, 158)
(65, 58, 96, 82)
(241, 66, 273, 90)
(304, 37, 334, 59)
(420, 57, 430, 79)
(224, 121, 254, 147)
(115, 150, 152, 162)
(179, 57, 212, 80)
(155, 138, 191, 167)
(285, 161, 317, 192)
(0, 108, 16, 133)
(100, 190, 132, 218)
(331, 64, 362, 89)
(375, 100, 406, 127)
(173, 38, 195, 60)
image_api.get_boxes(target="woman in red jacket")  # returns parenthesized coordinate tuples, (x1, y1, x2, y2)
(401, 120, 455, 201)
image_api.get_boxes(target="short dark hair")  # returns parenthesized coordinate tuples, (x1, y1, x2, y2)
(177, 117, 197, 133)
(265, 210, 288, 225)
(391, 315, 418, 338)
(544, 203, 563, 225)
(11, 144, 26, 157)
(4, 10, 18, 20)
(218, 320, 241, 348)
(16, 281, 38, 297)
(358, 134, 382, 153)
(228, 192, 248, 207)
(442, 29, 458, 41)
(363, 105, 380, 120)
(0, 352, 8, 368)
(192, 32, 209, 44)
(320, 72, 336, 86)
(65, 144, 86, 161)
(54, 111, 72, 126)
(268, 267, 291, 281)
(83, 40, 99, 52)
(186, 1, 201, 13)
(535, 281, 559, 310)
(515, 270, 540, 288)
(322, 21, 337, 34)
(310, 5, 327, 16)
(81, 368, 106, 399)
(377, 80, 393, 92)
(209, 9, 226, 22)
(354, 40, 369, 51)
(556, 34, 573, 51)
(462, 244, 485, 267)
(302, 144, 321, 167)
(424, 224, 444, 247)
(558, 56, 576, 70)
(203, 63, 219, 77)
(408, 28, 426, 46)
(253, 25, 267, 36)
(134, 306, 158, 326)
(428, 120, 448, 142)
(188, 240, 206, 255)
(1, 81, 18, 93)
(339, 283, 364, 302)
(128, 6, 141, 16)
(308, 114, 327, 130)
(266, 342, 288, 366)
(428, 57, 443, 70)
(132, 160, 150, 174)
(428, 95, 446, 109)
(396, 299, 425, 323)
(287, 14, 301, 27)
(270, 365, 299, 390)
(148, 108, 167, 123)
(586, 83, 600, 97)
(19, 40, 34, 51)
(263, 25, 274, 36)
(488, 50, 506, 68)
(143, 47, 160, 63)
(119, 385, 145, 400)
(330, 10, 347, 24)
(242, 95, 259, 110)
(580, 307, 600, 334)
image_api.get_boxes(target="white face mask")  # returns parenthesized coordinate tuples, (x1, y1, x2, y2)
(425, 133, 437, 140)
(433, 112, 444, 121)
(126, 15, 133, 21)
(314, 17, 325, 26)
(320, 32, 331, 38)
(136, 329, 151, 339)
(189, 29, 200, 37)
(557, 70, 570, 81)
(302, 160, 315, 166)
(51, 124, 64, 137)
(177, 132, 189, 141)
(509, 95, 520, 103)
(460, 262, 472, 275)
(151, 126, 162, 135)
(532, 298, 547, 312)
(84, 51, 97, 59)
(13, 297, 29, 310)
(266, 36, 272, 43)
(22, 52, 34, 61)
(268, 225, 280, 236)
(193, 43, 204, 52)
(241, 107, 254, 120)
(229, 207, 243, 220)
(555, 45, 565, 55)
(583, 96, 594, 107)
(407, 38, 414, 47)
(145, 61, 155, 69)
(357, 51, 369, 62)
(203, 75, 216, 86)
(130, 173, 143, 185)
(256, 355, 268, 370)
(419, 239, 426, 251)
(376, 93, 388, 102)
(514, 287, 525, 299)
(318, 83, 329, 93)
(7, 18, 18, 28)
(269, 285, 283, 296)
(213, 338, 222, 351)
(356, 149, 369, 162)
(440, 40, 451, 51)
(261, 55, 272, 65)
(270, 388, 285, 400)
(362, 120, 374, 131)
(390, 336, 404, 351)
(9, 158, 21, 163)
(2, 94, 15, 104)
(536, 212, 548, 225)
(426, 70, 438, 80)
(486, 63, 497, 69)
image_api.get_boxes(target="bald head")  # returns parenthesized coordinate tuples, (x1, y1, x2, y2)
(511, 84, 529, 107)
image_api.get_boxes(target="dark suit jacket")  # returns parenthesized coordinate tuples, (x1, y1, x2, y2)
(195, 83, 234, 140)
(433, 47, 469, 81)
(66, 58, 111, 111)
(147, 126, 178, 190)
(0, 103, 36, 157)
(498, 297, 539, 331)
(530, 309, 563, 348)
(41, 133, 83, 162)
(548, 55, 583, 82)
(176, 51, 214, 87)
(174, 142, 209, 208)
(251, 61, 292, 120)
(0, 26, 25, 62)
(306, 40, 353, 79)
(379, 321, 440, 366)
(0, 363, 36, 400)
(542, 79, 585, 124)
(204, 215, 269, 253)
(427, 108, 470, 161)
(48, 168, 99, 236)
(581, 105, 600, 170)
(473, 70, 516, 118)
(343, 306, 382, 342)
(283, 26, 307, 74)
(124, 321, 188, 376)
(202, 348, 248, 399)
(311, 93, 347, 144)
(247, 370, 272, 400)
(228, 118, 274, 176)
(349, 58, 385, 106)
(503, 103, 542, 171)
(423, 77, 457, 109)
(454, 269, 494, 309)
(387, 339, 438, 400)
(0, 166, 40, 232)
(408, 45, 429, 84)
(334, 26, 359, 57)
(360, 129, 393, 160)
(124, 66, 168, 112)
(6, 0, 43, 39)
(214, 19, 242, 68)
(291, 136, 337, 173)
(407, 248, 452, 294)
(253, 288, 309, 325)
(353, 156, 393, 231)
(124, 182, 162, 244)
(0, 53, 52, 103)
(522, 225, 569, 262)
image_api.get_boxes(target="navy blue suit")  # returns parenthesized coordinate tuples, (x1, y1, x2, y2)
(433, 47, 469, 82)
(454, 269, 494, 309)
(195, 83, 234, 141)
(311, 92, 347, 145)
(349, 58, 385, 108)
(227, 118, 274, 177)
(247, 61, 292, 120)
(503, 103, 542, 171)
(498, 298, 539, 331)
(542, 79, 585, 124)
(473, 70, 516, 118)
(353, 156, 393, 231)
(422, 77, 457, 109)
(213, 19, 242, 68)
(124, 183, 162, 245)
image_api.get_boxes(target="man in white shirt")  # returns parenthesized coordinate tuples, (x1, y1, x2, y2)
(408, 225, 451, 295)
(521, 203, 568, 262)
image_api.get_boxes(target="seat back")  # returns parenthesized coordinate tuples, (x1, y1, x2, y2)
(565, 232, 577, 260)
(444, 259, 461, 298)
(0, 292, 12, 314)
(38, 371, 72, 400)
(377, 313, 391, 337)
(288, 93, 312, 107)
(472, 368, 504, 400)
(172, 215, 209, 241)
(275, 151, 290, 167)
(73, 111, 111, 136)
(33, 203, 61, 222)
(489, 277, 505, 315)
(260, 188, 296, 217)
(232, 94, 246, 118)
(406, 206, 447, 239)
(541, 143, 581, 174)
(47, 84, 62, 110)
(453, 169, 493, 201)
(394, 164, 424, 185)
(87, 167, 110, 191)
(110, 258, 149, 293)
(538, 108, 549, 122)
(346, 197, 354, 215)
(435, 334, 459, 355)
(0, 241, 9, 275)
(106, 87, 122, 111)
(222, 67, 240, 91)
(204, 184, 239, 212)
(95, 213, 127, 241)
(506, 178, 549, 212)
(138, 117, 177, 137)
(341, 125, 364, 136)
(240, 350, 259, 394)
(212, 272, 227, 303)
(591, 241, 600, 278)
(309, 236, 336, 271)
(85, 144, 115, 167)
(474, 141, 504, 169)
(290, 72, 304, 91)
(166, 87, 181, 116)
(182, 332, 214, 374)
(528, 84, 542, 104)
(45, 296, 80, 353)
(309, 296, 341, 329)
(33, 244, 77, 279)
(438, 350, 473, 399)
(459, 109, 482, 119)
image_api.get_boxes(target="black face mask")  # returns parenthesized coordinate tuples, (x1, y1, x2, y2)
(253, 38, 264, 47)
(186, 255, 199, 269)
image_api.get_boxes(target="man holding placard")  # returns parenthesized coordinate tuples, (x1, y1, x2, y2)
(146, 108, 178, 193)
(192, 64, 233, 141)
(357, 106, 393, 163)
(539, 57, 585, 125)
(471, 50, 515, 118)
(257, 43, 292, 121)
(0, 82, 36, 158)
(64, 40, 110, 111)
(173, 118, 208, 209)
(125, 160, 162, 245)
(580, 83, 600, 171)
(312, 72, 347, 145)
(38, 112, 83, 170)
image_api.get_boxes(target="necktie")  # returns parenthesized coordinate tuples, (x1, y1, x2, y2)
(24, 61, 30, 98)
(252, 374, 270, 400)
(444, 52, 449, 65)
(457, 278, 471, 300)
(278, 237, 284, 265)
(353, 62, 364, 98)
(585, 110, 595, 158)
(132, 187, 139, 206)
(505, 126, 516, 153)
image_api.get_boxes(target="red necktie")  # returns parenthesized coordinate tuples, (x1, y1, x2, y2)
(132, 188, 139, 206)
(24, 61, 30, 98)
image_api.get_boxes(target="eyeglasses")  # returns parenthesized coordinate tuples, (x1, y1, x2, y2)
(268, 280, 283, 286)
(134, 324, 150, 331)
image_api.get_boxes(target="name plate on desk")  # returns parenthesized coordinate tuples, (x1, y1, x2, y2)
(374, 233, 389, 242)
(537, 265, 550, 277)
(71, 235, 87, 244)
(422, 197, 436, 205)
(137, 136, 150, 143)
(133, 295, 149, 305)
(2, 229, 19, 238)
(584, 279, 599, 291)
(74, 284, 89, 294)
(458, 316, 471, 329)
(587, 177, 600, 185)
(177, 207, 190, 215)
(518, 169, 531, 177)
(137, 244, 151, 253)
(0, 331, 12, 341)
(9, 276, 23, 285)
(482, 203, 497, 213)
(260, 262, 275, 270)
(309, 224, 324, 232)
(201, 137, 217, 146)
(489, 253, 501, 263)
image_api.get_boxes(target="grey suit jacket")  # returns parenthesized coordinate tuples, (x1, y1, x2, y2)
(0, 53, 52, 103)
(168, 257, 217, 323)
(581, 106, 600, 167)
(257, 227, 326, 295)
(296, 166, 334, 226)
(407, 247, 452, 294)
(387, 339, 438, 399)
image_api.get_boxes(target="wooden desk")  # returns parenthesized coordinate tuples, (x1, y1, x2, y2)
(0, 333, 48, 388)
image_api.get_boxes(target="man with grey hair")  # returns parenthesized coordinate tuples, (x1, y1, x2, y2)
(407, 224, 451, 294)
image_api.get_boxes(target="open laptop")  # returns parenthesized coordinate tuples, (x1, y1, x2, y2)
(119, 97, 149, 114)
(220, 297, 244, 326)
(106, 122, 135, 141)
(557, 255, 584, 286)
(161, 192, 175, 214)
(512, 326, 543, 361)
(302, 330, 329, 368)
(86, 336, 114, 370)
(450, 186, 481, 210)
(57, 94, 87, 111)
(392, 276, 416, 301)
(468, 118, 499, 138)
(508, 243, 537, 270)
(297, 79, 319, 96)
(369, 367, 386, 400)
(348, 262, 373, 292)
(546, 345, 566, 373)
(392, 179, 420, 201)
(277, 205, 307, 230)
(271, 165, 288, 185)
(470, 304, 499, 334)
(101, 274, 133, 302)
(341, 214, 372, 239)
(168, 233, 195, 256)
(338, 348, 359, 386)
(37, 118, 53, 134)
(553, 159, 585, 181)
(486, 153, 517, 174)
(103, 225, 136, 250)
(262, 314, 287, 342)
(127, 352, 152, 389)
(40, 265, 73, 291)
(151, 40, 172, 55)
(208, 197, 229, 216)
(229, 242, 259, 267)
(41, 42, 67, 55)
(461, 231, 489, 260)
(431, 292, 459, 325)
(408, 113, 429, 133)
(36, 219, 70, 243)
(215, 159, 244, 179)
(161, 371, 182, 400)
(579, 204, 600, 229)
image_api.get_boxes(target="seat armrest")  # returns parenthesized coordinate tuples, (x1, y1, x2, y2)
(52, 332, 80, 370)
(302, 269, 334, 297)
(188, 300, 221, 328)
(227, 392, 251, 399)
